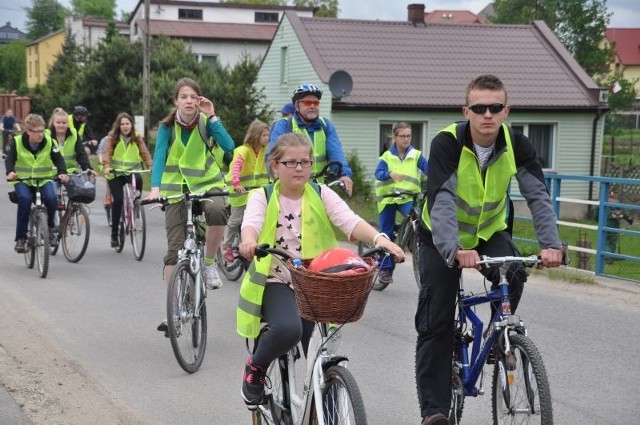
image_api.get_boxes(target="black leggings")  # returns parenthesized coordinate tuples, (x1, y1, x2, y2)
(108, 174, 142, 238)
(251, 282, 315, 369)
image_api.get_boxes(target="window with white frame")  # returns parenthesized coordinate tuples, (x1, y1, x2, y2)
(200, 55, 218, 68)
(378, 122, 425, 156)
(511, 123, 555, 169)
(255, 12, 279, 23)
(280, 46, 288, 84)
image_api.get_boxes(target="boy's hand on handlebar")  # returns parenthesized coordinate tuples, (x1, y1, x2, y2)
(7, 171, 17, 181)
(339, 176, 353, 196)
(376, 238, 405, 263)
(538, 248, 563, 269)
(457, 249, 482, 270)
(58, 174, 69, 184)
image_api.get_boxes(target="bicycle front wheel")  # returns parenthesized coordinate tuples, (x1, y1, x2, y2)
(311, 365, 367, 425)
(24, 220, 35, 269)
(167, 260, 207, 373)
(131, 200, 146, 261)
(34, 211, 49, 278)
(411, 231, 422, 289)
(492, 333, 553, 425)
(62, 205, 90, 263)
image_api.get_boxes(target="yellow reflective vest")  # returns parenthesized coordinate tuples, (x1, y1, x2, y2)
(291, 117, 328, 182)
(46, 128, 79, 173)
(236, 181, 338, 338)
(160, 114, 225, 198)
(227, 144, 269, 207)
(68, 115, 86, 138)
(422, 123, 516, 249)
(13, 135, 57, 186)
(375, 149, 422, 213)
(107, 134, 144, 179)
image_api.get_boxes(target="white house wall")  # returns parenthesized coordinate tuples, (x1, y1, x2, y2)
(183, 39, 266, 67)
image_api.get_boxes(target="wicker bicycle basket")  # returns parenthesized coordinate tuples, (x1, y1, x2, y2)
(286, 257, 378, 324)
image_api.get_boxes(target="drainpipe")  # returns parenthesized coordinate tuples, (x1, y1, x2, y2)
(588, 110, 605, 217)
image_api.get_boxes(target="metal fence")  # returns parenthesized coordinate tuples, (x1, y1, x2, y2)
(511, 174, 640, 282)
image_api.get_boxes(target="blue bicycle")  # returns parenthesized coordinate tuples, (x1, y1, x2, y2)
(450, 253, 566, 424)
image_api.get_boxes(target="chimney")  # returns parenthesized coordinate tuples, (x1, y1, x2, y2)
(408, 4, 426, 25)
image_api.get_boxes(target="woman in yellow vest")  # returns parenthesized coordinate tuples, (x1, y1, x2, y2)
(6, 114, 69, 253)
(103, 112, 153, 248)
(374, 122, 428, 285)
(236, 133, 405, 406)
(47, 107, 93, 175)
(145, 77, 235, 336)
(222, 119, 270, 262)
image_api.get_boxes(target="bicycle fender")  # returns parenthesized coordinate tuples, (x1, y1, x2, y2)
(322, 356, 349, 372)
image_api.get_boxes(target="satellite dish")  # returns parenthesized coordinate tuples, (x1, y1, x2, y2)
(329, 70, 353, 100)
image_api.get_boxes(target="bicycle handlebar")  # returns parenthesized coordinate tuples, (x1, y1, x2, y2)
(311, 160, 343, 182)
(141, 190, 230, 207)
(477, 243, 569, 268)
(254, 243, 389, 262)
(110, 169, 150, 176)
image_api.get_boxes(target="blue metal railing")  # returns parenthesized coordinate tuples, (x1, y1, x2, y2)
(511, 174, 640, 279)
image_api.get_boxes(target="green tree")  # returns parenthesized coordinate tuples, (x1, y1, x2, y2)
(70, 0, 116, 20)
(0, 41, 28, 91)
(490, 0, 611, 75)
(293, 0, 339, 18)
(595, 71, 638, 112)
(25, 0, 68, 40)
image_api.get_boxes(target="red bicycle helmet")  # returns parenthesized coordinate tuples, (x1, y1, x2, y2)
(308, 248, 370, 275)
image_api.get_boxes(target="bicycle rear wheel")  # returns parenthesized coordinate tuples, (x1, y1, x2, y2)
(491, 333, 552, 425)
(167, 260, 207, 373)
(216, 246, 244, 281)
(131, 200, 146, 261)
(34, 212, 49, 278)
(62, 204, 90, 263)
(311, 365, 367, 425)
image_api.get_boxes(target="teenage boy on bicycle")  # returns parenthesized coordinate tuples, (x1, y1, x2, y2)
(415, 75, 563, 425)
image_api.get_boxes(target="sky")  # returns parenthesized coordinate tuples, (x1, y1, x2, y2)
(4, 0, 639, 33)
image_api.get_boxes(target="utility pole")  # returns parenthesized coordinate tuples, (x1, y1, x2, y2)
(143, 0, 151, 142)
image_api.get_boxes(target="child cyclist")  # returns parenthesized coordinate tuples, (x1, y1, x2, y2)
(374, 122, 429, 285)
(237, 133, 406, 406)
(222, 119, 270, 262)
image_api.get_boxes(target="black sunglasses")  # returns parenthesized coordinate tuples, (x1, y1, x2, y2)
(468, 103, 505, 114)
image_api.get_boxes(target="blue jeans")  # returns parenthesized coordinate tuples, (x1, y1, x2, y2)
(378, 201, 413, 271)
(14, 181, 57, 240)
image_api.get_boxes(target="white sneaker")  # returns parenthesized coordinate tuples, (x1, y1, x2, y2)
(203, 263, 223, 289)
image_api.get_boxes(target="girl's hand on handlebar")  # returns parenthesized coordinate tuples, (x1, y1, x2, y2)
(539, 248, 563, 269)
(456, 249, 481, 270)
(339, 176, 353, 196)
(376, 238, 405, 263)
(239, 240, 257, 261)
(144, 187, 160, 202)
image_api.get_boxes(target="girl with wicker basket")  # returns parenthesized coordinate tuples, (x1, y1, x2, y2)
(236, 132, 405, 406)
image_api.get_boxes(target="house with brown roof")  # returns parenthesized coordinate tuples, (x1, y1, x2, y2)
(602, 28, 640, 96)
(127, 0, 314, 67)
(425, 10, 486, 24)
(255, 4, 609, 200)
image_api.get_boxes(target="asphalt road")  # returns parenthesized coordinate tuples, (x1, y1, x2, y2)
(0, 173, 639, 424)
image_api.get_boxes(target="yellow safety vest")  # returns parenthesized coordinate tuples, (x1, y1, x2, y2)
(227, 145, 269, 207)
(46, 128, 79, 173)
(13, 135, 57, 186)
(160, 114, 225, 199)
(107, 134, 144, 179)
(236, 181, 338, 338)
(375, 149, 422, 212)
(291, 117, 328, 182)
(68, 115, 86, 138)
(422, 123, 516, 248)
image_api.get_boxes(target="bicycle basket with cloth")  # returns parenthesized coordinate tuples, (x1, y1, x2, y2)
(286, 256, 377, 324)
(66, 173, 96, 203)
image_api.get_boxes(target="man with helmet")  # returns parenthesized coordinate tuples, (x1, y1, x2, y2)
(268, 83, 354, 195)
(69, 106, 99, 156)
